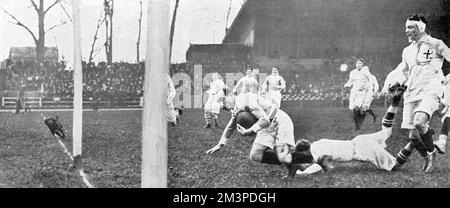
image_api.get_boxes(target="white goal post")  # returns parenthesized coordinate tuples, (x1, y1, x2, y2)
(141, 0, 170, 188)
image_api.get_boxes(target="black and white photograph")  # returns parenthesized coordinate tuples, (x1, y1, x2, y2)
(0, 0, 449, 190)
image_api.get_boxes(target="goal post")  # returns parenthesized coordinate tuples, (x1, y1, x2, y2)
(141, 0, 170, 188)
(72, 0, 83, 158)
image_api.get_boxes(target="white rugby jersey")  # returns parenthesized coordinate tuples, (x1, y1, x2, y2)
(208, 79, 226, 96)
(234, 76, 259, 94)
(310, 139, 354, 162)
(345, 69, 371, 91)
(402, 35, 450, 102)
(263, 75, 286, 92)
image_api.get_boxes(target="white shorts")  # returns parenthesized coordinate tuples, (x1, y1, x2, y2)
(401, 94, 442, 129)
(352, 136, 396, 171)
(204, 93, 222, 114)
(266, 91, 282, 108)
(349, 89, 371, 110)
(253, 109, 295, 149)
(362, 91, 375, 109)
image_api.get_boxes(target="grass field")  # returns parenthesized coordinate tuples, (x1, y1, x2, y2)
(1, 105, 449, 188)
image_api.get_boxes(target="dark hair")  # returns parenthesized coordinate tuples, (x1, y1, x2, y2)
(247, 68, 253, 72)
(356, 58, 364, 64)
(408, 13, 427, 25)
(273, 66, 279, 70)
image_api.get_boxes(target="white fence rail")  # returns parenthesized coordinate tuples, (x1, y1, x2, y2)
(1, 97, 143, 109)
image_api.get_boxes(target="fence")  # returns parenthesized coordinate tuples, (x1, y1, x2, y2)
(1, 95, 388, 110)
(1, 96, 143, 109)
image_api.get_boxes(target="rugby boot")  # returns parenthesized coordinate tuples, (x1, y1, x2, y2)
(423, 150, 436, 173)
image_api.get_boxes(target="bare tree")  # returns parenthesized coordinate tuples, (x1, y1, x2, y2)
(104, 0, 114, 65)
(136, 0, 143, 63)
(2, 0, 67, 64)
(88, 12, 106, 63)
(169, 0, 180, 62)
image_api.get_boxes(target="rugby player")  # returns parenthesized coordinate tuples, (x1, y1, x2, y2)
(261, 66, 286, 108)
(281, 84, 406, 176)
(204, 73, 227, 128)
(387, 14, 450, 173)
(344, 58, 374, 130)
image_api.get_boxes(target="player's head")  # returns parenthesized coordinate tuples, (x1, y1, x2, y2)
(236, 110, 258, 129)
(271, 66, 279, 75)
(246, 68, 254, 76)
(212, 73, 220, 81)
(295, 139, 312, 152)
(355, 58, 364, 69)
(406, 14, 427, 41)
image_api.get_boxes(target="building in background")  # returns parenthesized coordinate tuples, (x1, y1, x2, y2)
(221, 0, 449, 73)
(8, 47, 59, 63)
(186, 43, 251, 74)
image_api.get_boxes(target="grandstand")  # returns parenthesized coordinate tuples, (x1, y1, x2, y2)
(0, 57, 397, 110)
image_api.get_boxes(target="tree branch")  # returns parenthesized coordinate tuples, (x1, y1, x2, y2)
(59, 3, 72, 22)
(44, 0, 60, 14)
(30, 0, 39, 12)
(46, 21, 67, 33)
(1, 8, 38, 45)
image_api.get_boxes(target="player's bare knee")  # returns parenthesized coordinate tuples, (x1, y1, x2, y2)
(249, 149, 263, 162)
(413, 113, 429, 133)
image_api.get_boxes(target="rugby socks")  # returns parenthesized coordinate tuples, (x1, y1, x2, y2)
(214, 114, 219, 127)
(204, 111, 212, 125)
(353, 109, 360, 130)
(366, 109, 377, 123)
(382, 112, 395, 128)
(394, 142, 413, 169)
(358, 111, 366, 128)
(261, 149, 282, 165)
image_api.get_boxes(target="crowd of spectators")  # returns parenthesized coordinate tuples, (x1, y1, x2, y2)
(0, 58, 394, 102)
(0, 60, 146, 101)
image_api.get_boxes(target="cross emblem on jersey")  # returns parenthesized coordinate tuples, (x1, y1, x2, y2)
(424, 49, 432, 59)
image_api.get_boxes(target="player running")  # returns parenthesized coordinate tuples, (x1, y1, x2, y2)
(387, 14, 450, 173)
(204, 73, 228, 128)
(344, 58, 374, 130)
(261, 66, 286, 108)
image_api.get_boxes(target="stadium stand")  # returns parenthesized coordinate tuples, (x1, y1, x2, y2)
(0, 57, 398, 109)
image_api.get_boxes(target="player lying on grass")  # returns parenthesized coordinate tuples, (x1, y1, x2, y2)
(277, 84, 407, 176)
(206, 94, 309, 175)
(41, 113, 66, 139)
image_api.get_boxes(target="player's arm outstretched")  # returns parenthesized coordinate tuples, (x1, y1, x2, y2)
(206, 111, 238, 154)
